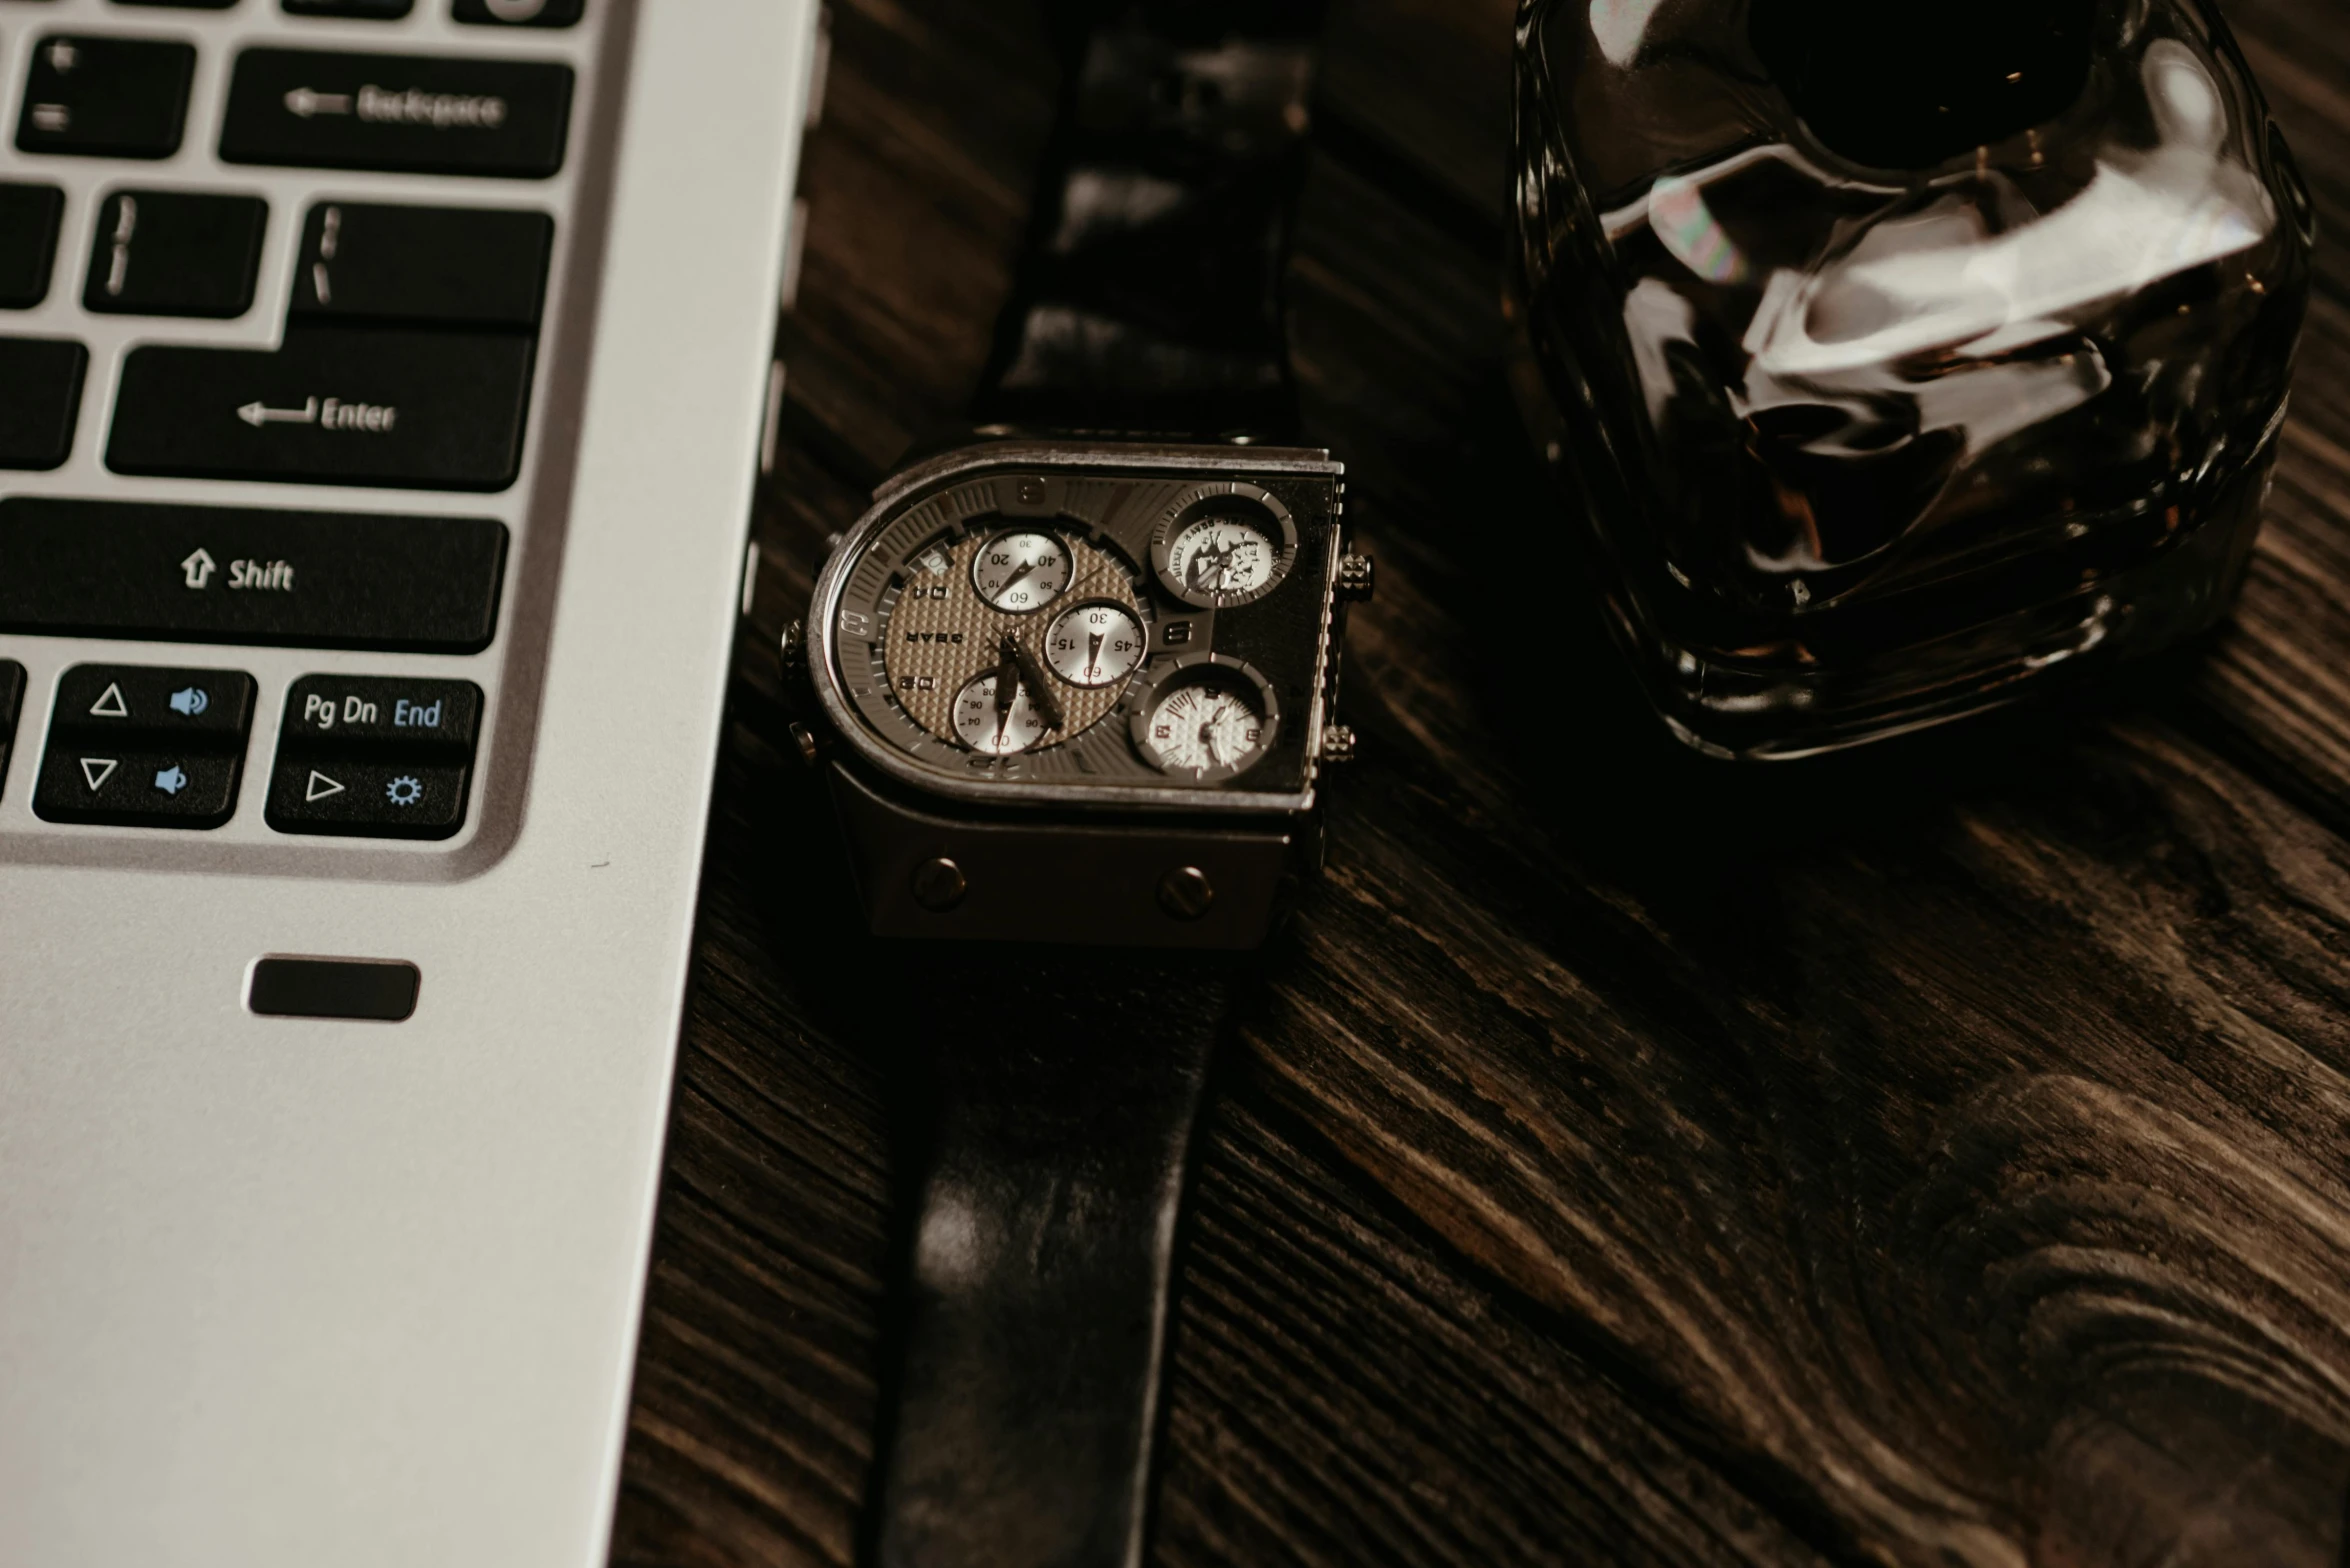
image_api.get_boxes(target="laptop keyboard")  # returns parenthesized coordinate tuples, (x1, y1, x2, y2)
(0, 0, 607, 856)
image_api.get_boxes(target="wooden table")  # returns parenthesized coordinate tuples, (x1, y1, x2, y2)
(610, 2, 2350, 1562)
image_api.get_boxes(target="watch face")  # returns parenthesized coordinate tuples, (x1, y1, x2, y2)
(1131, 660, 1278, 783)
(1151, 483, 1299, 609)
(951, 670, 1052, 754)
(1044, 601, 1147, 688)
(813, 449, 1344, 808)
(970, 529, 1074, 612)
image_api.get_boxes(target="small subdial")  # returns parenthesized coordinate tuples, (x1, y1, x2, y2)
(1138, 672, 1273, 780)
(971, 530, 1073, 613)
(951, 671, 1051, 755)
(1166, 513, 1277, 605)
(1044, 602, 1147, 689)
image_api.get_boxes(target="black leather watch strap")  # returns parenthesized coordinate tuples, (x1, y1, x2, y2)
(972, 0, 1329, 443)
(873, 956, 1226, 1568)
(863, 9, 1331, 1560)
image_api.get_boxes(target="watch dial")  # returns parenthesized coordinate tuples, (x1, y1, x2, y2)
(1136, 667, 1275, 781)
(951, 671, 1051, 755)
(1044, 602, 1147, 689)
(1165, 513, 1277, 604)
(970, 529, 1074, 612)
(880, 525, 1149, 750)
(822, 463, 1327, 800)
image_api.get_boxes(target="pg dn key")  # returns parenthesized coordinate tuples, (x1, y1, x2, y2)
(267, 675, 481, 839)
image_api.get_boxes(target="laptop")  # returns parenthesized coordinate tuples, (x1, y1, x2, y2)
(0, 2, 819, 1563)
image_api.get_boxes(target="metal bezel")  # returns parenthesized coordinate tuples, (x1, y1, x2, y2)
(1149, 481, 1300, 609)
(1126, 653, 1282, 784)
(809, 439, 1344, 816)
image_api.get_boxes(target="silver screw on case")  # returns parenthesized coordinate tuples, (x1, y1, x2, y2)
(911, 857, 968, 912)
(1157, 866, 1215, 920)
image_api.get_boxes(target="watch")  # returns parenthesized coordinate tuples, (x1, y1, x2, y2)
(784, 4, 1362, 1564)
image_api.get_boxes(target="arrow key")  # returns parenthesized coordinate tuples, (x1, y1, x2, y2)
(266, 755, 468, 839)
(52, 664, 256, 739)
(34, 745, 241, 828)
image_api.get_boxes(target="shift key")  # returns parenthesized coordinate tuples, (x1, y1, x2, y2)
(108, 327, 536, 491)
(0, 497, 507, 652)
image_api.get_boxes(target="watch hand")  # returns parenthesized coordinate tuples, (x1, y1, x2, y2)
(999, 557, 1042, 596)
(1006, 634, 1066, 732)
(1086, 631, 1105, 680)
(1199, 707, 1229, 766)
(993, 640, 1021, 747)
(1190, 539, 1235, 592)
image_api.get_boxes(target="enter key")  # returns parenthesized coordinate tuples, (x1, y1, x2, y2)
(107, 326, 536, 491)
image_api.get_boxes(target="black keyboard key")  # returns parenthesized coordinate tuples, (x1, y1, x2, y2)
(294, 202, 552, 329)
(17, 37, 196, 161)
(249, 958, 422, 1022)
(266, 754, 469, 838)
(281, 675, 482, 749)
(34, 745, 243, 829)
(284, 0, 417, 15)
(0, 184, 66, 308)
(270, 675, 482, 838)
(109, 327, 536, 490)
(35, 661, 257, 830)
(0, 498, 508, 652)
(220, 50, 573, 179)
(0, 659, 23, 803)
(0, 338, 87, 471)
(454, 0, 583, 27)
(52, 664, 258, 741)
(84, 191, 269, 319)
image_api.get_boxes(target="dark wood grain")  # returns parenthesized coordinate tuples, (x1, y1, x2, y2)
(611, 0, 2350, 1563)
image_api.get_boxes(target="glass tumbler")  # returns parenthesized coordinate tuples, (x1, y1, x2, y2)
(1508, 0, 2316, 758)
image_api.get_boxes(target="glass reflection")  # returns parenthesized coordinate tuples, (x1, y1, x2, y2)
(1511, 0, 2314, 758)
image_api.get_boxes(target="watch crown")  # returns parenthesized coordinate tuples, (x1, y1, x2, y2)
(1320, 724, 1358, 765)
(1334, 552, 1375, 603)
(788, 721, 824, 769)
(779, 618, 806, 672)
